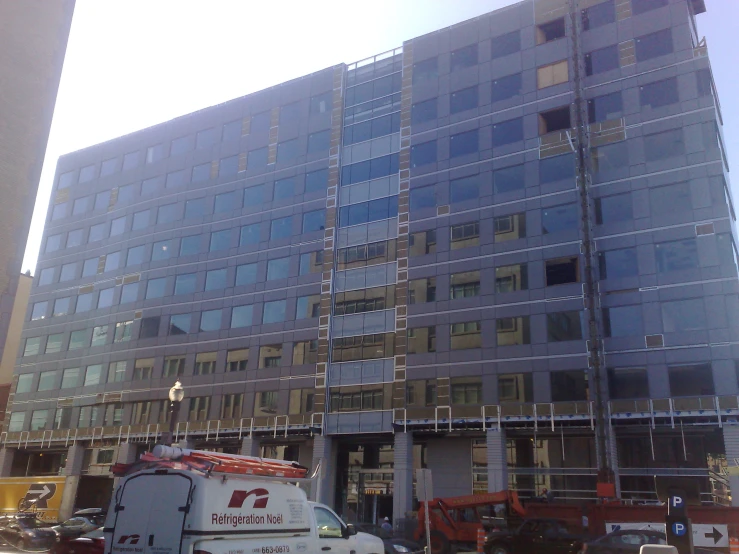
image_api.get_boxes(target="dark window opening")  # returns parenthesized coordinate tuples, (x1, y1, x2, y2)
(640, 77, 679, 109)
(635, 29, 673, 62)
(595, 193, 633, 224)
(668, 364, 714, 397)
(551, 370, 588, 401)
(608, 368, 649, 399)
(582, 0, 615, 31)
(451, 43, 478, 72)
(536, 17, 566, 44)
(585, 45, 619, 76)
(588, 92, 623, 123)
(539, 106, 571, 135)
(545, 257, 579, 286)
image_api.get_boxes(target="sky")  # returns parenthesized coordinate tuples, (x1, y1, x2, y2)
(21, 0, 739, 273)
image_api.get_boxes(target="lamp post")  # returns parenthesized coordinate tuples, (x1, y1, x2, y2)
(161, 380, 184, 446)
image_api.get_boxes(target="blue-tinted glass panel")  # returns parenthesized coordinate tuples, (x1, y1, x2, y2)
(165, 170, 186, 189)
(251, 112, 270, 134)
(235, 263, 257, 285)
(308, 130, 330, 153)
(220, 155, 239, 176)
(410, 187, 437, 211)
(650, 182, 691, 215)
(273, 178, 295, 200)
(73, 196, 91, 216)
(169, 314, 190, 335)
(142, 175, 163, 195)
(185, 197, 207, 218)
(196, 127, 217, 150)
(310, 91, 332, 114)
(596, 193, 632, 224)
(542, 203, 578, 234)
(94, 190, 110, 210)
(582, 0, 615, 30)
(244, 184, 265, 206)
(599, 248, 638, 279)
(170, 135, 192, 156)
(231, 305, 253, 328)
(491, 30, 520, 59)
(413, 57, 438, 84)
(492, 118, 523, 147)
(210, 230, 231, 252)
(662, 298, 706, 332)
(451, 43, 478, 72)
(263, 300, 287, 324)
(540, 153, 575, 183)
(604, 305, 643, 337)
(494, 165, 525, 194)
(174, 273, 197, 295)
(66, 229, 83, 248)
(240, 224, 260, 245)
(200, 309, 222, 332)
(449, 130, 478, 158)
(655, 239, 699, 273)
(104, 251, 120, 272)
(644, 129, 684, 162)
(111, 216, 126, 236)
(214, 191, 241, 213)
(411, 99, 437, 125)
(222, 120, 242, 142)
(305, 168, 328, 193)
(491, 73, 522, 103)
(180, 235, 201, 256)
(450, 86, 478, 114)
(635, 29, 672, 62)
(586, 45, 619, 76)
(89, 223, 106, 242)
(303, 210, 326, 232)
(640, 77, 678, 109)
(277, 139, 299, 163)
(270, 217, 292, 239)
(247, 148, 269, 169)
(192, 162, 211, 182)
(157, 203, 178, 224)
(126, 245, 146, 266)
(267, 258, 290, 280)
(132, 210, 149, 230)
(588, 92, 623, 122)
(82, 257, 97, 277)
(120, 282, 138, 304)
(450, 175, 480, 204)
(152, 240, 172, 261)
(411, 141, 436, 168)
(279, 102, 301, 126)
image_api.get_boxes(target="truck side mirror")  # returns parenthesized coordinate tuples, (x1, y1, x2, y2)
(344, 524, 357, 538)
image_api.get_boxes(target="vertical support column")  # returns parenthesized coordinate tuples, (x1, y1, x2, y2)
(723, 426, 739, 506)
(240, 436, 262, 457)
(0, 447, 16, 477)
(486, 428, 508, 493)
(393, 431, 414, 527)
(311, 434, 335, 505)
(59, 443, 85, 521)
(606, 426, 621, 497)
(113, 443, 139, 489)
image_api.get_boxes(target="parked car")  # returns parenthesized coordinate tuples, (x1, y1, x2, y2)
(485, 518, 587, 554)
(0, 514, 57, 551)
(354, 523, 424, 554)
(51, 528, 104, 554)
(53, 509, 107, 540)
(582, 529, 719, 554)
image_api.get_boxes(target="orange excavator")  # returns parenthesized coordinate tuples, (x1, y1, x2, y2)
(414, 490, 526, 554)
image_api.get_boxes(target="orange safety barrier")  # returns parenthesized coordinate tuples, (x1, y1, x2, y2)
(729, 536, 739, 554)
(477, 527, 485, 554)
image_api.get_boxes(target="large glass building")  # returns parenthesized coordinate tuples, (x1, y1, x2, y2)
(2, 0, 737, 522)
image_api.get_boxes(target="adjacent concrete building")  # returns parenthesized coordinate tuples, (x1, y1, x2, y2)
(3, 0, 737, 522)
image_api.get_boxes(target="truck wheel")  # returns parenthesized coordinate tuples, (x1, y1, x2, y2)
(489, 545, 510, 554)
(428, 530, 450, 554)
(15, 538, 25, 551)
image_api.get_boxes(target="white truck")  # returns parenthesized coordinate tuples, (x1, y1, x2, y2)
(103, 446, 383, 554)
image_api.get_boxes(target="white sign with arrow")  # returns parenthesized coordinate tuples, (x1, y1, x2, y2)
(606, 522, 729, 548)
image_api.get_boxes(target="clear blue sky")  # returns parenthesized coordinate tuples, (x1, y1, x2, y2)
(22, 0, 738, 273)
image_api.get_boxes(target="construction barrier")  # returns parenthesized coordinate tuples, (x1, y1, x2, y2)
(729, 536, 739, 554)
(477, 527, 485, 553)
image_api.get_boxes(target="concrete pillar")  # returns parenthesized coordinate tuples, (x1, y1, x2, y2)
(723, 425, 739, 506)
(486, 428, 508, 493)
(0, 447, 16, 477)
(113, 443, 139, 490)
(393, 432, 414, 527)
(240, 436, 262, 457)
(58, 476, 80, 521)
(62, 443, 85, 476)
(310, 435, 335, 505)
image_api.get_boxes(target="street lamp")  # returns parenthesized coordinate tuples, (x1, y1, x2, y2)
(161, 380, 184, 446)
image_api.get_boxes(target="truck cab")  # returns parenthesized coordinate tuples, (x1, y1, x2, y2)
(103, 447, 383, 554)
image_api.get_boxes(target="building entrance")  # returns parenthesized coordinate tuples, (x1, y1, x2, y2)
(335, 442, 394, 524)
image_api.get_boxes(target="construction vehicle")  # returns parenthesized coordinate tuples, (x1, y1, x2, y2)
(414, 490, 526, 554)
(104, 445, 384, 554)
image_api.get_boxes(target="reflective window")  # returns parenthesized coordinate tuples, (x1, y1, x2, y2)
(492, 118, 523, 147)
(451, 377, 482, 404)
(45, 333, 64, 354)
(588, 92, 623, 123)
(45, 233, 61, 253)
(73, 196, 91, 216)
(449, 129, 478, 158)
(273, 177, 295, 201)
(23, 337, 41, 356)
(551, 370, 588, 401)
(79, 164, 96, 183)
(247, 147, 269, 169)
(104, 251, 120, 272)
(411, 98, 437, 125)
(644, 128, 684, 161)
(157, 203, 178, 224)
(604, 305, 644, 337)
(497, 316, 531, 346)
(196, 127, 217, 150)
(270, 216, 293, 239)
(585, 45, 619, 75)
(235, 263, 258, 285)
(31, 301, 47, 321)
(582, 0, 615, 30)
(114, 321, 133, 343)
(280, 102, 301, 126)
(180, 235, 201, 256)
(591, 142, 629, 173)
(293, 340, 318, 365)
(244, 184, 265, 205)
(146, 143, 165, 164)
(84, 364, 103, 386)
(53, 297, 71, 316)
(655, 239, 699, 273)
(165, 169, 186, 189)
(219, 155, 239, 176)
(121, 282, 138, 304)
(696, 68, 713, 97)
(185, 197, 207, 218)
(306, 168, 329, 193)
(547, 311, 583, 341)
(152, 239, 172, 261)
(277, 139, 299, 163)
(491, 73, 522, 103)
(126, 245, 145, 266)
(339, 197, 397, 227)
(640, 77, 679, 109)
(411, 140, 437, 168)
(38, 267, 54, 286)
(200, 309, 222, 332)
(413, 57, 437, 84)
(595, 193, 632, 224)
(59, 263, 76, 282)
(250, 111, 270, 134)
(599, 248, 638, 279)
(75, 293, 93, 313)
(296, 294, 321, 319)
(142, 175, 163, 195)
(542, 203, 578, 234)
(240, 223, 261, 246)
(205, 268, 228, 291)
(98, 288, 114, 308)
(223, 119, 242, 142)
(540, 153, 575, 183)
(51, 203, 67, 221)
(132, 209, 149, 230)
(341, 153, 399, 185)
(299, 250, 324, 275)
(170, 135, 192, 156)
(669, 364, 713, 396)
(192, 162, 211, 182)
(310, 91, 333, 114)
(662, 298, 706, 332)
(451, 43, 478, 71)
(210, 229, 231, 252)
(410, 186, 437, 211)
(263, 300, 287, 323)
(89, 222, 106, 242)
(139, 316, 160, 339)
(122, 151, 138, 170)
(58, 170, 76, 189)
(450, 322, 481, 350)
(494, 164, 525, 194)
(608, 368, 649, 399)
(450, 175, 480, 204)
(450, 271, 480, 299)
(174, 273, 197, 295)
(491, 30, 520, 59)
(308, 130, 331, 153)
(94, 190, 111, 210)
(303, 209, 326, 232)
(66, 229, 83, 248)
(650, 182, 691, 215)
(450, 86, 478, 114)
(231, 305, 254, 328)
(635, 29, 673, 61)
(169, 314, 190, 335)
(267, 257, 290, 280)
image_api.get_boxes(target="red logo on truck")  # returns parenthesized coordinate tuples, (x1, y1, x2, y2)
(117, 535, 140, 545)
(227, 488, 269, 509)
